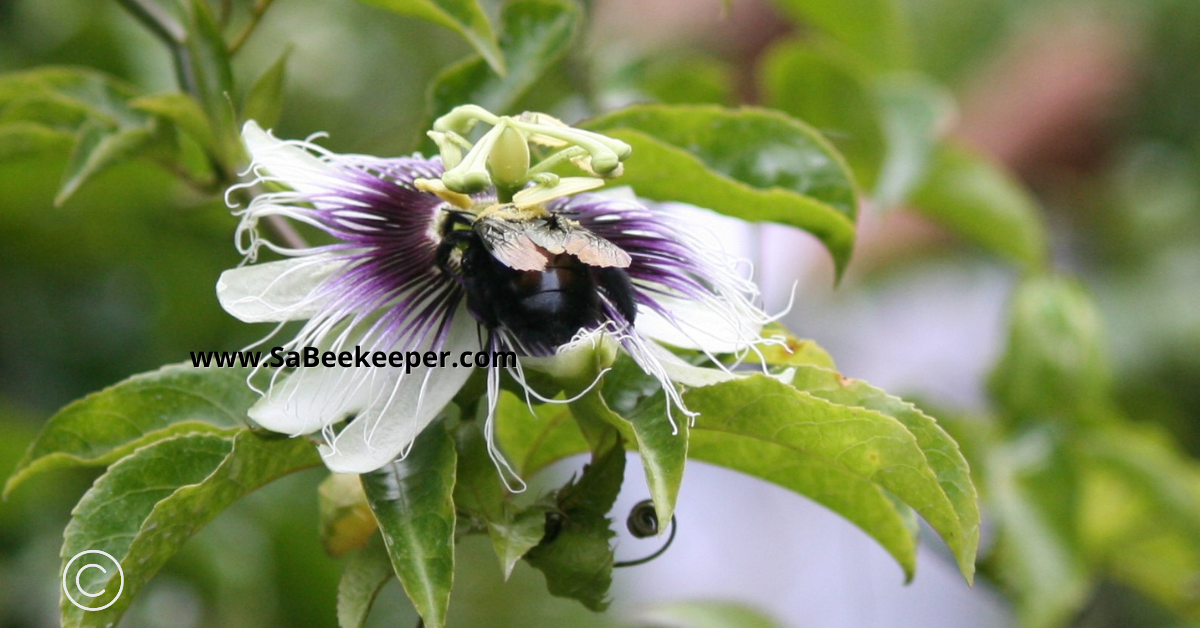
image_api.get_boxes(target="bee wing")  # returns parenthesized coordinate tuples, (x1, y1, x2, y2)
(475, 217, 550, 271)
(527, 222, 632, 269)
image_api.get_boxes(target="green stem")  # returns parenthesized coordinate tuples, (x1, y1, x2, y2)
(525, 145, 587, 178)
(115, 0, 184, 44)
(229, 0, 275, 54)
(495, 183, 520, 204)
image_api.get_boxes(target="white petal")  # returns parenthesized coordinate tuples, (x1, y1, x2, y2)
(646, 342, 742, 387)
(636, 295, 763, 354)
(520, 332, 618, 380)
(249, 363, 381, 435)
(217, 254, 344, 323)
(319, 313, 479, 473)
(242, 121, 336, 196)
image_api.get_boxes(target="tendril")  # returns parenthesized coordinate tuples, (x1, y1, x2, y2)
(614, 499, 678, 568)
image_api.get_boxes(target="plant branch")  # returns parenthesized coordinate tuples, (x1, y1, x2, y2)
(115, 0, 185, 45)
(229, 0, 275, 54)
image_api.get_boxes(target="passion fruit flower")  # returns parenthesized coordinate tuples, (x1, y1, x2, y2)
(218, 118, 776, 475)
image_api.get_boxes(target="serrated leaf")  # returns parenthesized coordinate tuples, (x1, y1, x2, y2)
(362, 423, 457, 628)
(338, 534, 395, 628)
(767, 0, 913, 70)
(5, 364, 256, 497)
(494, 390, 590, 477)
(355, 0, 504, 75)
(243, 48, 290, 129)
(910, 142, 1047, 269)
(689, 428, 919, 577)
(131, 92, 217, 156)
(634, 600, 787, 628)
(427, 0, 578, 123)
(488, 506, 550, 580)
(320, 472, 378, 558)
(584, 105, 858, 276)
(789, 365, 979, 580)
(56, 119, 158, 205)
(760, 42, 887, 190)
(685, 374, 969, 581)
(524, 432, 625, 611)
(872, 75, 955, 209)
(454, 421, 545, 578)
(59, 430, 320, 628)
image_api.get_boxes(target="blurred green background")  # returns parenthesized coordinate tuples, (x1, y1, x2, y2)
(2, 0, 1199, 626)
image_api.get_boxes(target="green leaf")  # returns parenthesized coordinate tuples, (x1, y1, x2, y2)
(180, 0, 238, 164)
(0, 93, 92, 130)
(580, 362, 687, 526)
(686, 375, 969, 581)
(584, 105, 858, 276)
(56, 120, 159, 205)
(989, 276, 1113, 424)
(766, 0, 913, 70)
(5, 364, 255, 497)
(427, 0, 579, 122)
(910, 142, 1047, 269)
(634, 600, 787, 628)
(362, 423, 457, 628)
(0, 68, 197, 201)
(987, 432, 1089, 628)
(338, 535, 395, 628)
(319, 472, 378, 558)
(355, 0, 504, 75)
(1083, 424, 1200, 544)
(789, 365, 979, 580)
(760, 43, 886, 190)
(243, 48, 290, 129)
(60, 430, 321, 628)
(872, 75, 955, 209)
(633, 54, 734, 106)
(689, 427, 919, 578)
(757, 323, 837, 369)
(495, 390, 590, 477)
(131, 92, 217, 155)
(488, 505, 551, 579)
(454, 421, 546, 578)
(524, 432, 625, 611)
(0, 122, 74, 159)
(0, 67, 144, 128)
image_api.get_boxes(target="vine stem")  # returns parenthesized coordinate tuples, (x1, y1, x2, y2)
(229, 0, 275, 54)
(115, 0, 184, 44)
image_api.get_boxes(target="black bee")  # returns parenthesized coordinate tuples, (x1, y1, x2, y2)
(436, 204, 639, 354)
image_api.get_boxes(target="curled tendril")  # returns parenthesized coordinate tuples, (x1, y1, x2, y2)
(626, 499, 661, 537)
(538, 500, 678, 568)
(615, 499, 677, 568)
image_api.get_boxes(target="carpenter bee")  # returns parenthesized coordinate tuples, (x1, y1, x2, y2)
(436, 203, 639, 354)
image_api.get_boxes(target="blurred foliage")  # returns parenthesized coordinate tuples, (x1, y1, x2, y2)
(2, 0, 1200, 626)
